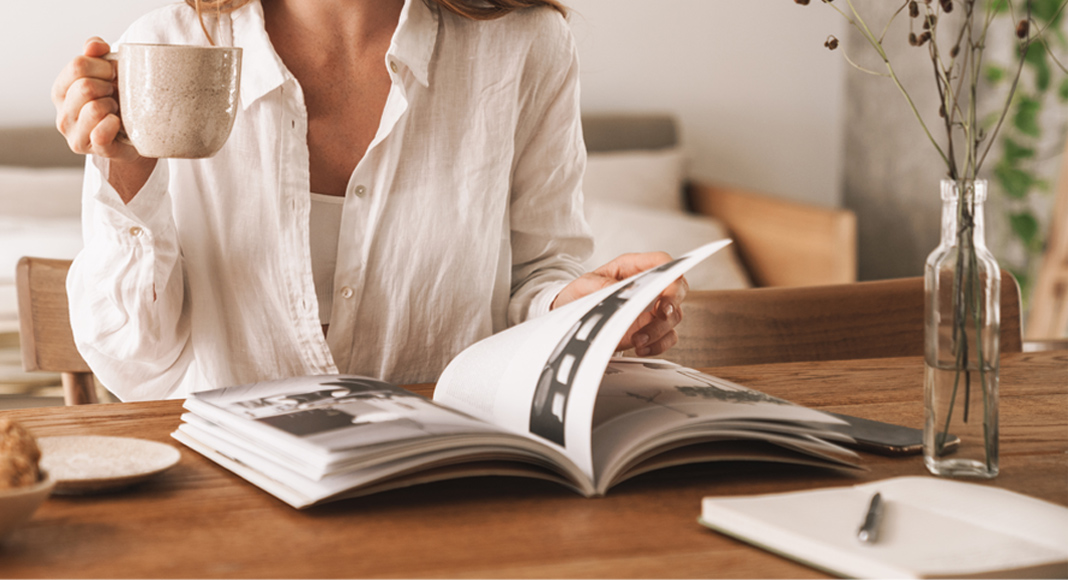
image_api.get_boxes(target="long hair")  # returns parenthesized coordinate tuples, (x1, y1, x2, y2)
(185, 0, 567, 21)
(187, 0, 566, 45)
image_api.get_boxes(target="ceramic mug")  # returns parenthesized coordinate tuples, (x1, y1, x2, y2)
(105, 43, 242, 158)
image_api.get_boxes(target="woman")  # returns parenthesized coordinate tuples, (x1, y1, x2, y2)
(51, 0, 686, 401)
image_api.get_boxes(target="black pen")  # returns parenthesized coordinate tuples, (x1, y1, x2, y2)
(857, 492, 884, 544)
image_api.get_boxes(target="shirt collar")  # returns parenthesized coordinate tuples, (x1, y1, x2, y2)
(389, 0, 439, 88)
(233, 0, 287, 110)
(232, 0, 438, 110)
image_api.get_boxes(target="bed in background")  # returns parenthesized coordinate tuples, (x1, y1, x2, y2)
(581, 114, 855, 290)
(0, 116, 856, 397)
(0, 127, 84, 335)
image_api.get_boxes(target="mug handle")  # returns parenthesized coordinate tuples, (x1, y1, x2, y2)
(100, 51, 133, 146)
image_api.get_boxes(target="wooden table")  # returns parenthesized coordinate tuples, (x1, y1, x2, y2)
(1, 351, 1065, 578)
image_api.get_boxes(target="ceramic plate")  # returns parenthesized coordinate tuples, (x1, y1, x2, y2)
(37, 436, 181, 495)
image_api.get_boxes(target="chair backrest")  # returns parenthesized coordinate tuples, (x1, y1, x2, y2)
(686, 182, 857, 287)
(664, 271, 1023, 369)
(16, 257, 98, 405)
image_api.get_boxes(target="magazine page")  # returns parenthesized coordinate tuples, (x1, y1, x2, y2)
(174, 416, 592, 508)
(184, 375, 510, 469)
(433, 240, 733, 480)
(588, 359, 858, 491)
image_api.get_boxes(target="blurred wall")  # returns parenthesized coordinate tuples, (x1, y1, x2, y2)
(1, 0, 846, 209)
(568, 1, 846, 208)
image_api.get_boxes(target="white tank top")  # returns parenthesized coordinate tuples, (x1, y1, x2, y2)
(309, 193, 345, 325)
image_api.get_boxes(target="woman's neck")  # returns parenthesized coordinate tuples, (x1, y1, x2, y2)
(262, 0, 404, 60)
(260, 0, 405, 197)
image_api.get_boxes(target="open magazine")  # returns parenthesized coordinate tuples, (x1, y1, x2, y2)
(172, 241, 861, 509)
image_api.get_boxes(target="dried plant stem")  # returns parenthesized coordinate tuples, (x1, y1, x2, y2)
(1033, 0, 1068, 73)
(976, 1, 1034, 173)
(835, 0, 953, 170)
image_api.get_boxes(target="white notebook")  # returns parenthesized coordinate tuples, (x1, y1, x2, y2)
(699, 476, 1068, 579)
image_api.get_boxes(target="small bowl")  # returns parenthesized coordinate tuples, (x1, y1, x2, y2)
(0, 473, 55, 543)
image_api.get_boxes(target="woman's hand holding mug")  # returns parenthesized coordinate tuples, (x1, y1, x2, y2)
(52, 38, 141, 163)
(52, 37, 242, 202)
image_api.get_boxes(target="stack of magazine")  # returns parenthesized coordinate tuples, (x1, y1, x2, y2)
(173, 241, 861, 509)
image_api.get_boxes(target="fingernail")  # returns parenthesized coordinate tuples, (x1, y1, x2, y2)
(662, 303, 675, 318)
(634, 333, 649, 347)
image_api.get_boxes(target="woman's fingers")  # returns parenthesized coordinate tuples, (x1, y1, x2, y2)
(629, 298, 684, 356)
(57, 78, 115, 145)
(53, 37, 124, 156)
(52, 44, 114, 108)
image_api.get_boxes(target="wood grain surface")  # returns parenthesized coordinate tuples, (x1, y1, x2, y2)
(667, 270, 1023, 369)
(0, 351, 1064, 578)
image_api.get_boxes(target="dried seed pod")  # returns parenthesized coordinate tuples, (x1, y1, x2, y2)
(918, 31, 931, 45)
(1016, 20, 1029, 38)
(794, 0, 811, 5)
(909, 32, 919, 46)
(824, 35, 839, 50)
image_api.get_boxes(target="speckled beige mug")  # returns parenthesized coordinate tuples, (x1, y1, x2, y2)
(105, 43, 241, 158)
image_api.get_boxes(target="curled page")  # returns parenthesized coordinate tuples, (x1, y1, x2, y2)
(434, 240, 732, 480)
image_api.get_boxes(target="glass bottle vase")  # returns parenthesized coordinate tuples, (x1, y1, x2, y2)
(923, 179, 1000, 478)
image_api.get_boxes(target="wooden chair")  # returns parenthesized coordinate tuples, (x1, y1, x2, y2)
(582, 114, 858, 288)
(663, 270, 1023, 369)
(687, 182, 857, 287)
(16, 257, 98, 405)
(1025, 141, 1068, 341)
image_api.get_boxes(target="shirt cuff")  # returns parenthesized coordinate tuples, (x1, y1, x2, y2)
(528, 279, 571, 320)
(88, 155, 170, 232)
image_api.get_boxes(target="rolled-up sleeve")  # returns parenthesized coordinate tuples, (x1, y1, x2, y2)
(67, 156, 193, 400)
(507, 14, 593, 326)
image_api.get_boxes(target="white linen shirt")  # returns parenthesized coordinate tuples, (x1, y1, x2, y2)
(68, 0, 592, 401)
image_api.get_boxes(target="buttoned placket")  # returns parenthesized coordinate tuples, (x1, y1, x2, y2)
(326, 56, 413, 368)
(276, 79, 335, 372)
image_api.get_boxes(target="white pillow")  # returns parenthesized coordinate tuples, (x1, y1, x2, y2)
(583, 199, 751, 291)
(583, 148, 686, 213)
(0, 216, 83, 285)
(0, 165, 84, 219)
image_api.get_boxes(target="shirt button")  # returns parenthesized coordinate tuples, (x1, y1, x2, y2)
(389, 60, 398, 74)
(340, 286, 354, 299)
(128, 226, 143, 237)
(354, 185, 367, 197)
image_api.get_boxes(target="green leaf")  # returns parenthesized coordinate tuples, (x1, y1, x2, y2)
(1032, 0, 1064, 23)
(985, 64, 1007, 84)
(995, 162, 1036, 198)
(1060, 78, 1068, 102)
(1023, 44, 1051, 92)
(1009, 212, 1040, 247)
(1012, 96, 1042, 137)
(988, 0, 1010, 14)
(1002, 138, 1036, 162)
